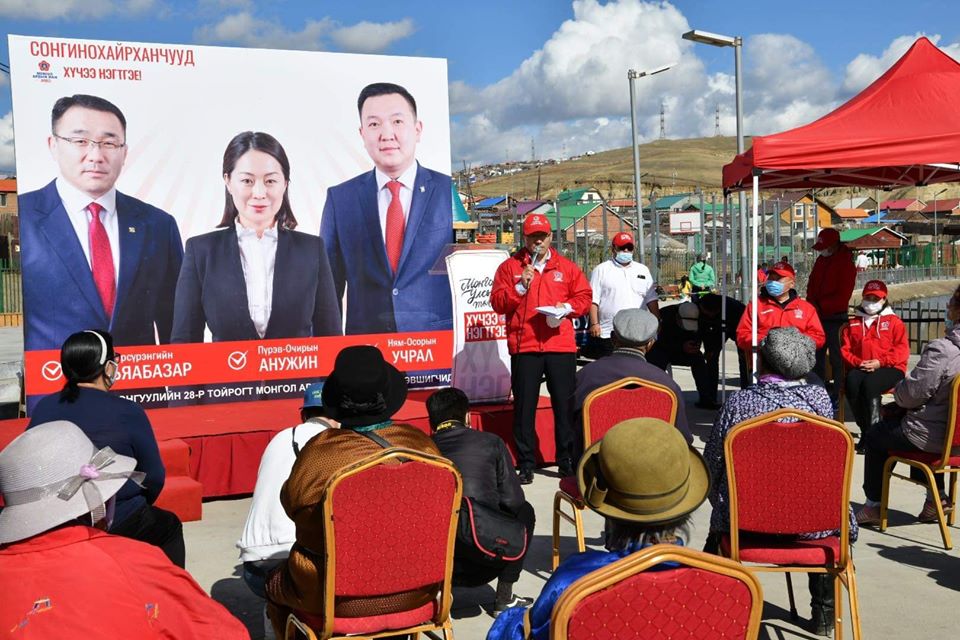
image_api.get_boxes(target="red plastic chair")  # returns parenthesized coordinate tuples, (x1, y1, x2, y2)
(549, 545, 764, 639)
(552, 377, 678, 569)
(880, 375, 960, 549)
(722, 409, 861, 640)
(284, 449, 462, 640)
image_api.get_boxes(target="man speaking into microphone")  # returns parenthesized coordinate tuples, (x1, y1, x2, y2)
(491, 214, 592, 484)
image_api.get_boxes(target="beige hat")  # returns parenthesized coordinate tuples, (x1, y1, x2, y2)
(577, 418, 710, 525)
(0, 421, 141, 544)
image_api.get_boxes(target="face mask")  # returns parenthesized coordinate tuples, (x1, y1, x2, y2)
(947, 310, 956, 332)
(764, 280, 785, 297)
(862, 300, 883, 315)
(104, 360, 118, 388)
(818, 249, 833, 258)
(614, 251, 632, 265)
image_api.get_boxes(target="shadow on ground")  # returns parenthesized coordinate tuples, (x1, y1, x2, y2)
(210, 563, 264, 639)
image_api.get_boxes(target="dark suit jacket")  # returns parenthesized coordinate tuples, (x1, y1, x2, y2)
(320, 164, 453, 335)
(20, 180, 183, 351)
(171, 226, 342, 342)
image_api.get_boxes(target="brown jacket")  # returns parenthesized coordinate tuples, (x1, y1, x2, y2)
(267, 423, 441, 617)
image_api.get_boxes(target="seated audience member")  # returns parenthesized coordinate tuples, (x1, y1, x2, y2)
(427, 387, 535, 616)
(703, 327, 858, 637)
(574, 308, 692, 448)
(237, 382, 338, 638)
(265, 346, 440, 637)
(736, 261, 825, 353)
(487, 418, 709, 640)
(28, 330, 184, 567)
(839, 280, 908, 449)
(646, 301, 716, 409)
(697, 294, 750, 401)
(856, 285, 960, 527)
(0, 422, 249, 639)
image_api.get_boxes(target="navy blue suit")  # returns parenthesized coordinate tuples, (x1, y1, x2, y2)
(20, 180, 183, 351)
(320, 164, 453, 335)
(171, 226, 342, 342)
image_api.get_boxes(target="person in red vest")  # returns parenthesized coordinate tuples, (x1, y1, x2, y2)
(491, 213, 592, 484)
(807, 228, 857, 396)
(736, 261, 825, 356)
(840, 280, 909, 447)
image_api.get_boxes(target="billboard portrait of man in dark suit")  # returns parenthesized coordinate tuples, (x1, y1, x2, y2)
(320, 82, 453, 335)
(19, 94, 183, 352)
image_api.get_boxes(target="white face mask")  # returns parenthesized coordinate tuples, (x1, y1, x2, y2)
(862, 300, 883, 315)
(614, 251, 632, 265)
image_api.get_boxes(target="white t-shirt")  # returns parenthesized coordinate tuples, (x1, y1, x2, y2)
(855, 253, 870, 269)
(237, 419, 331, 562)
(589, 258, 658, 338)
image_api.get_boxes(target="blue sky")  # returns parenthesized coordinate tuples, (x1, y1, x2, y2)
(2, 0, 960, 170)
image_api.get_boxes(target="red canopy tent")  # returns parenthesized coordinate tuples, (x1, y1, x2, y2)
(723, 37, 960, 191)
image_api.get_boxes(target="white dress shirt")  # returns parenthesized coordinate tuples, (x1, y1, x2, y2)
(235, 219, 278, 338)
(589, 258, 657, 338)
(56, 178, 120, 285)
(375, 162, 418, 243)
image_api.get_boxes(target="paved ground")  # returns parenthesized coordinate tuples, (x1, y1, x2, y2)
(181, 345, 958, 640)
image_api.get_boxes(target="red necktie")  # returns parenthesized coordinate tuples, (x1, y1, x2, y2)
(385, 180, 405, 273)
(87, 202, 116, 318)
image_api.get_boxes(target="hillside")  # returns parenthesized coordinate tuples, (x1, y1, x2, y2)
(464, 136, 960, 205)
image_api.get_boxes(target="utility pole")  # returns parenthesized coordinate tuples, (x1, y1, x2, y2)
(530, 137, 535, 163)
(714, 104, 721, 137)
(659, 102, 666, 140)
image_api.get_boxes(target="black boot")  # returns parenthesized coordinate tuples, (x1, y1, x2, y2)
(808, 574, 836, 636)
(856, 397, 882, 454)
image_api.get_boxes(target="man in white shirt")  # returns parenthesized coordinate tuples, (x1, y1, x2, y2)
(587, 232, 659, 357)
(19, 94, 183, 357)
(238, 382, 337, 636)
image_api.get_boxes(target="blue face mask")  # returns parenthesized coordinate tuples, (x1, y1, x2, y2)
(614, 251, 632, 265)
(946, 310, 956, 332)
(764, 280, 785, 297)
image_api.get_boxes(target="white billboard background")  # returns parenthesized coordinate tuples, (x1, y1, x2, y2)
(8, 35, 451, 241)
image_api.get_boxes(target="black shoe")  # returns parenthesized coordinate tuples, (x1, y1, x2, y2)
(518, 469, 534, 485)
(695, 400, 721, 410)
(557, 458, 575, 478)
(492, 595, 534, 617)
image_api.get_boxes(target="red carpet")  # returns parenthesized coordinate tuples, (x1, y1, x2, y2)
(0, 392, 558, 499)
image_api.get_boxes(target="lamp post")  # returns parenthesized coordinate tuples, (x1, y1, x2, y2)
(683, 29, 747, 300)
(933, 187, 947, 276)
(628, 63, 673, 269)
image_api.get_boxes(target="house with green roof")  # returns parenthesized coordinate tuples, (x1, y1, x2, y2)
(557, 187, 603, 206)
(554, 200, 636, 244)
(839, 226, 908, 250)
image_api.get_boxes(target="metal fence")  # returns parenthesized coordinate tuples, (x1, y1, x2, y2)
(886, 296, 949, 354)
(0, 268, 21, 314)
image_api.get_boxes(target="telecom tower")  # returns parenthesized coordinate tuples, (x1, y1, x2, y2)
(714, 104, 721, 137)
(659, 102, 666, 139)
(530, 137, 536, 162)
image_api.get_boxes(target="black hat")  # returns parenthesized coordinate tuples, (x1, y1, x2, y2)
(321, 346, 408, 427)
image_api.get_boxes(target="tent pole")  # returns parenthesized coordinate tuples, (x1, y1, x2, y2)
(721, 194, 728, 402)
(751, 175, 760, 379)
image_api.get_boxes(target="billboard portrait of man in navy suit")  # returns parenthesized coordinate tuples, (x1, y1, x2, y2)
(321, 82, 453, 335)
(19, 94, 183, 353)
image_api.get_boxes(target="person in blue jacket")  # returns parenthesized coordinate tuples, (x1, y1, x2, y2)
(486, 418, 710, 640)
(28, 329, 184, 567)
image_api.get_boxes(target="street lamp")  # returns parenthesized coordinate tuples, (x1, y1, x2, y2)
(683, 29, 747, 300)
(628, 63, 673, 270)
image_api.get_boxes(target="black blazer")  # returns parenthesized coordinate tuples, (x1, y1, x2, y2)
(171, 226, 342, 342)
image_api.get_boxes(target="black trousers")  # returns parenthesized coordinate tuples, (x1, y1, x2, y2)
(862, 417, 944, 502)
(453, 501, 536, 587)
(110, 504, 186, 568)
(815, 316, 847, 395)
(646, 344, 712, 404)
(705, 346, 751, 402)
(845, 367, 904, 428)
(511, 352, 576, 470)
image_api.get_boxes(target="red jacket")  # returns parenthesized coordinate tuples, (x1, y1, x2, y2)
(491, 248, 592, 355)
(736, 291, 826, 351)
(806, 245, 857, 317)
(840, 308, 910, 373)
(0, 526, 250, 639)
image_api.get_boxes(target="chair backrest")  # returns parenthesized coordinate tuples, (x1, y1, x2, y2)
(320, 449, 462, 634)
(724, 409, 853, 564)
(550, 545, 763, 640)
(942, 375, 960, 463)
(583, 377, 678, 447)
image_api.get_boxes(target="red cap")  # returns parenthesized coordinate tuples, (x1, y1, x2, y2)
(612, 232, 634, 248)
(523, 214, 552, 235)
(812, 228, 840, 250)
(862, 280, 888, 298)
(767, 261, 795, 278)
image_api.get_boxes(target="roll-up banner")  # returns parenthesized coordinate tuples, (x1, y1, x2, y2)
(9, 35, 455, 410)
(446, 249, 512, 403)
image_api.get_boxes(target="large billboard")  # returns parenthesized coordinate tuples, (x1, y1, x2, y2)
(9, 35, 454, 408)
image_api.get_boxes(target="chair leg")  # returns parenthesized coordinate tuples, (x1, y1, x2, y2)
(785, 573, 798, 620)
(948, 471, 958, 527)
(879, 457, 897, 532)
(845, 564, 863, 640)
(552, 492, 562, 571)
(834, 569, 844, 640)
(574, 503, 585, 553)
(918, 465, 953, 550)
